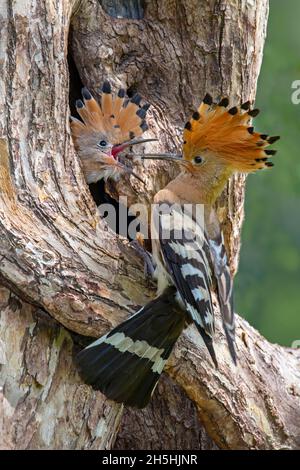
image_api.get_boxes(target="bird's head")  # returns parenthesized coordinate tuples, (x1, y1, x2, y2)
(70, 81, 156, 184)
(180, 94, 279, 196)
(142, 93, 280, 202)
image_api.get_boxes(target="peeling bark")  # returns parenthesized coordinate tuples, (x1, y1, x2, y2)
(167, 306, 300, 449)
(114, 374, 219, 450)
(1, 0, 299, 450)
(0, 286, 122, 450)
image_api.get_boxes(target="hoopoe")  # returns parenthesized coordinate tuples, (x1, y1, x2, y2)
(70, 80, 156, 184)
(76, 93, 280, 408)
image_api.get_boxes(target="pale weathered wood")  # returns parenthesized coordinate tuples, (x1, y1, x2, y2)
(167, 304, 300, 449)
(1, 0, 299, 450)
(0, 285, 123, 450)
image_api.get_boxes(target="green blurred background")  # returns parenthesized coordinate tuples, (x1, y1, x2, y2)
(235, 0, 300, 346)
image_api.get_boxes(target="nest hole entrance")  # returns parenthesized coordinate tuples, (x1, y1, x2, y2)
(67, 48, 137, 240)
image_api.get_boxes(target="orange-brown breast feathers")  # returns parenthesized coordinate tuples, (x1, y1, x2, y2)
(183, 94, 280, 172)
(70, 81, 150, 146)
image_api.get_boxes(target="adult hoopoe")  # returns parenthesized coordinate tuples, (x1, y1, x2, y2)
(76, 93, 280, 408)
(70, 80, 156, 184)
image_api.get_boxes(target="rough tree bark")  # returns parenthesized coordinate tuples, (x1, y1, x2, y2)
(0, 0, 299, 450)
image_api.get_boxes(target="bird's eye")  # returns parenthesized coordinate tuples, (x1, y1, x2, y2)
(98, 140, 107, 147)
(193, 155, 204, 165)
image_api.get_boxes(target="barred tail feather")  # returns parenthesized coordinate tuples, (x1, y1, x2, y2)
(209, 229, 237, 365)
(76, 287, 185, 408)
(193, 323, 218, 368)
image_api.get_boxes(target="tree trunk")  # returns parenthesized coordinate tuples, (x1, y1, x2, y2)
(0, 286, 122, 449)
(0, 0, 299, 450)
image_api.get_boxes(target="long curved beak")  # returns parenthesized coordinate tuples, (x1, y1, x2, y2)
(137, 153, 192, 170)
(127, 152, 187, 164)
(112, 138, 158, 157)
(127, 138, 158, 147)
(139, 153, 183, 161)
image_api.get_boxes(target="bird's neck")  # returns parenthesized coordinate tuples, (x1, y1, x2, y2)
(164, 168, 232, 206)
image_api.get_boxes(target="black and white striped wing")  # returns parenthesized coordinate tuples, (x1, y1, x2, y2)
(209, 231, 236, 363)
(156, 205, 217, 366)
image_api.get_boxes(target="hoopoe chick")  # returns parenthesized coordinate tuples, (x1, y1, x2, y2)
(76, 94, 280, 408)
(70, 80, 155, 184)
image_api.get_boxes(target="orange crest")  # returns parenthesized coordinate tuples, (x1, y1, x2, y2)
(70, 81, 150, 146)
(183, 94, 280, 172)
